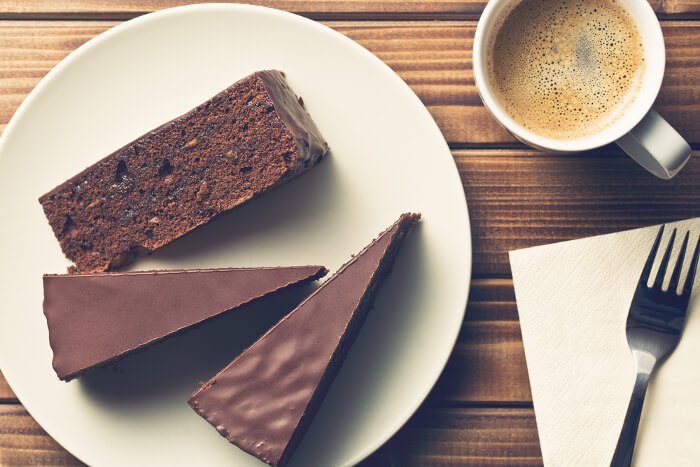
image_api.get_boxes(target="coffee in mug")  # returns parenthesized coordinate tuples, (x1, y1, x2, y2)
(486, 0, 645, 140)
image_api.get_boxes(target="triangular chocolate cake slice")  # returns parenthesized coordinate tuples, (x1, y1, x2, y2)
(188, 213, 420, 466)
(44, 266, 327, 381)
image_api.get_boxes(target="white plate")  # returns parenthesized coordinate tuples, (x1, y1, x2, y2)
(0, 5, 470, 466)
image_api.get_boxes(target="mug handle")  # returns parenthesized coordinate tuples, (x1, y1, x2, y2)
(616, 109, 691, 180)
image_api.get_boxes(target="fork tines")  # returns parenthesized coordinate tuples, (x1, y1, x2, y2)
(642, 225, 700, 299)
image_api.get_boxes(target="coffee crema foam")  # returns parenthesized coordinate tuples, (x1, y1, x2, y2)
(487, 0, 645, 140)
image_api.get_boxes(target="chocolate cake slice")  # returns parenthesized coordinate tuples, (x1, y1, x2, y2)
(39, 70, 329, 273)
(188, 213, 420, 466)
(44, 265, 328, 381)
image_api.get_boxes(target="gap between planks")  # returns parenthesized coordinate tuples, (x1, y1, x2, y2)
(0, 0, 697, 21)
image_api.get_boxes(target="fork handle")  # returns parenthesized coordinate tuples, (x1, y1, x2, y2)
(610, 371, 651, 467)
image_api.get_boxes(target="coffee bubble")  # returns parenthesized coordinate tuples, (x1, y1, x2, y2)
(486, 0, 645, 140)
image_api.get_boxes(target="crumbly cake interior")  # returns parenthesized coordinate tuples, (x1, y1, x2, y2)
(39, 72, 325, 273)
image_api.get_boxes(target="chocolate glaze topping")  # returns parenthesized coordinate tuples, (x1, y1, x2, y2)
(188, 213, 420, 466)
(257, 71, 328, 166)
(43, 265, 327, 381)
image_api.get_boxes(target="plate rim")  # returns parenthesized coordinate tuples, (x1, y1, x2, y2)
(0, 4, 472, 466)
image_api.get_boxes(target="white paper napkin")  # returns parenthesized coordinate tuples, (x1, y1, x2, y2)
(509, 218, 700, 467)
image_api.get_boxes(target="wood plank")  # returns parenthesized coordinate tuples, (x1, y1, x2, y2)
(0, 1, 486, 21)
(458, 149, 700, 275)
(431, 321, 531, 404)
(0, 0, 696, 20)
(0, 404, 540, 467)
(0, 405, 83, 466)
(0, 371, 16, 401)
(466, 277, 516, 306)
(431, 278, 532, 404)
(362, 407, 542, 466)
(1, 22, 700, 145)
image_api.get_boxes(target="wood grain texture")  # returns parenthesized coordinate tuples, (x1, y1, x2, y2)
(0, 405, 83, 466)
(430, 279, 532, 404)
(458, 149, 700, 275)
(432, 323, 531, 403)
(0, 1, 486, 21)
(0, 371, 15, 401)
(0, 404, 540, 467)
(362, 408, 541, 466)
(0, 0, 696, 20)
(1, 21, 700, 146)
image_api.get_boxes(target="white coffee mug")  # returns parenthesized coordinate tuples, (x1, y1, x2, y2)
(473, 0, 691, 179)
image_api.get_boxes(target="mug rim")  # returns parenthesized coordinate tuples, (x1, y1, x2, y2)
(473, 0, 666, 153)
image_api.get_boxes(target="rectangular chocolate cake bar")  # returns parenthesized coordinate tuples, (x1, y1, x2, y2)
(39, 70, 328, 273)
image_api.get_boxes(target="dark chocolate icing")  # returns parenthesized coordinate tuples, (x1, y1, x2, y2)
(257, 70, 329, 166)
(188, 214, 420, 466)
(43, 266, 327, 381)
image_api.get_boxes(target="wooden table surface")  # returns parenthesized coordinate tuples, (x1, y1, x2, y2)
(1, 1, 699, 465)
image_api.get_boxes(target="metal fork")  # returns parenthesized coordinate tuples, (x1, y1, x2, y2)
(611, 225, 700, 467)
